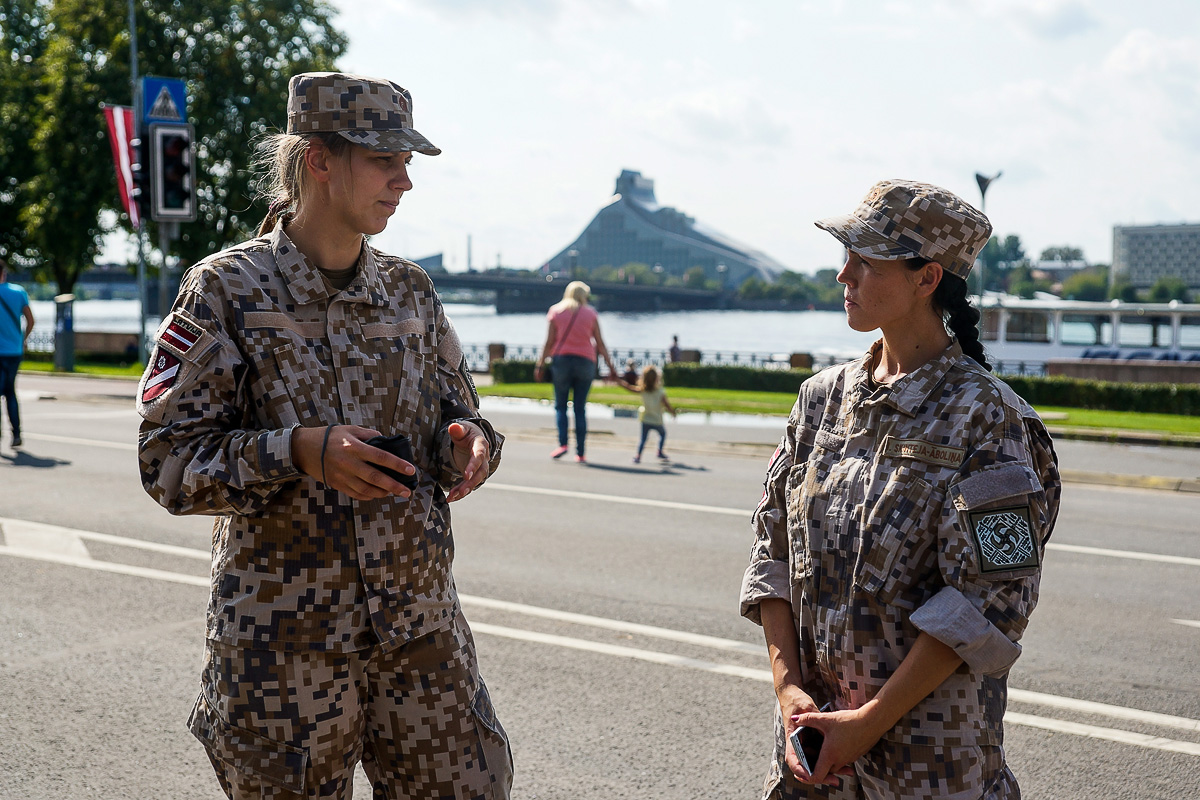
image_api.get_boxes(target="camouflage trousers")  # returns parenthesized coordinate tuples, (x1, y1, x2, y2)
(762, 708, 1018, 800)
(188, 611, 513, 799)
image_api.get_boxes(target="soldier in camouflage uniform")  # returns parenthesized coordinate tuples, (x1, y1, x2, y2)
(137, 73, 513, 799)
(740, 180, 1061, 799)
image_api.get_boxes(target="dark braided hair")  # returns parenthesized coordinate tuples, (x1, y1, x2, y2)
(904, 257, 992, 371)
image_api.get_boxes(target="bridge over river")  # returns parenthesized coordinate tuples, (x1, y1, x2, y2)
(428, 272, 728, 314)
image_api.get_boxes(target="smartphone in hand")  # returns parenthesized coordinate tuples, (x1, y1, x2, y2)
(788, 703, 831, 775)
(364, 434, 419, 490)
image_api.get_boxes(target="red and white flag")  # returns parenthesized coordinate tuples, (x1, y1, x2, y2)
(103, 104, 140, 228)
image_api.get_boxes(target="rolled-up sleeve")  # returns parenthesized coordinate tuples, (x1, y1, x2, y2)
(913, 408, 1061, 677)
(430, 296, 503, 488)
(740, 402, 802, 625)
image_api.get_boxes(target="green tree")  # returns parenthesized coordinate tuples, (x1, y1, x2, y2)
(1148, 276, 1190, 303)
(5, 0, 345, 293)
(0, 0, 51, 268)
(737, 276, 767, 300)
(1109, 279, 1139, 302)
(683, 265, 708, 289)
(1040, 245, 1084, 262)
(1060, 269, 1108, 301)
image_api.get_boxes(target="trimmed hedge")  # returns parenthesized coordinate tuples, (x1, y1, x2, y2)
(1001, 375, 1200, 416)
(662, 362, 815, 393)
(489, 359, 1200, 415)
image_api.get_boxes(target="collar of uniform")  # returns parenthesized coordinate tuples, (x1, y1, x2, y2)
(270, 223, 329, 305)
(337, 242, 387, 307)
(269, 223, 386, 307)
(882, 339, 965, 417)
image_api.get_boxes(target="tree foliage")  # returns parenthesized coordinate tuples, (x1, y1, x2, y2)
(1060, 268, 1108, 301)
(1040, 245, 1084, 262)
(1148, 276, 1190, 303)
(0, 0, 51, 269)
(0, 0, 345, 291)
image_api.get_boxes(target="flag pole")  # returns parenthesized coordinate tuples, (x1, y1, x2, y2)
(129, 0, 149, 364)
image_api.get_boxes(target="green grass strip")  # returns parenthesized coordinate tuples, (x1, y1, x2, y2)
(479, 383, 1200, 436)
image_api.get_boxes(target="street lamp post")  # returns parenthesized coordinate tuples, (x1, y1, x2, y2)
(974, 171, 1002, 304)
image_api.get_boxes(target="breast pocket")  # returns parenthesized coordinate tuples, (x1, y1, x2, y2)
(267, 337, 337, 427)
(855, 466, 941, 607)
(376, 333, 438, 447)
(785, 463, 811, 586)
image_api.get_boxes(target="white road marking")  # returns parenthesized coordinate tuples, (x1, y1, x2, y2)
(0, 545, 208, 588)
(0, 518, 209, 561)
(1171, 619, 1200, 630)
(1046, 542, 1200, 567)
(1004, 712, 1200, 757)
(486, 485, 1195, 566)
(25, 409, 137, 420)
(16, 434, 1200, 567)
(1007, 689, 1200, 733)
(4, 532, 1195, 758)
(4, 523, 1200, 755)
(470, 622, 770, 681)
(460, 594, 762, 655)
(21, 432, 136, 450)
(471, 622, 1200, 756)
(487, 482, 748, 517)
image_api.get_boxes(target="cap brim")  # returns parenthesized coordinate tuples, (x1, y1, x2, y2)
(814, 214, 919, 260)
(337, 128, 441, 156)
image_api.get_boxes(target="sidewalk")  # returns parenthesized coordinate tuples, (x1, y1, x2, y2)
(16, 371, 1200, 493)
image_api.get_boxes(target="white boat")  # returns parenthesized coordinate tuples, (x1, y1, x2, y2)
(979, 294, 1200, 373)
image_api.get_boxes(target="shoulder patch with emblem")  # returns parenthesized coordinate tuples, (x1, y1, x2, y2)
(142, 349, 181, 403)
(968, 504, 1039, 574)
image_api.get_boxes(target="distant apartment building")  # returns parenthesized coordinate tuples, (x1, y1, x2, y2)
(1110, 222, 1200, 290)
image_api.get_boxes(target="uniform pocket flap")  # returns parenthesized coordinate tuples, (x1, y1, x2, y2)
(187, 692, 308, 794)
(814, 428, 845, 452)
(951, 464, 1039, 511)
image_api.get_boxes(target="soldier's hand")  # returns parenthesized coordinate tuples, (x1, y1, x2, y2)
(778, 687, 839, 786)
(293, 425, 415, 501)
(790, 707, 873, 787)
(446, 421, 489, 502)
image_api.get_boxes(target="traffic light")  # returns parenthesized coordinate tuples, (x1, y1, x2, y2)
(149, 122, 197, 222)
(129, 136, 151, 224)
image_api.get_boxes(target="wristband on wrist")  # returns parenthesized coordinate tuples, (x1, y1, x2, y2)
(320, 425, 334, 486)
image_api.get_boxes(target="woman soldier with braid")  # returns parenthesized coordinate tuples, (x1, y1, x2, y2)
(740, 180, 1060, 799)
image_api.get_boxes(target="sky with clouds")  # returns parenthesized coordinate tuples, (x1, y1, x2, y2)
(325, 0, 1199, 274)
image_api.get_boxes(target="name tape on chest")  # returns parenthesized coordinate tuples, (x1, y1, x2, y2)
(968, 504, 1039, 574)
(881, 436, 965, 468)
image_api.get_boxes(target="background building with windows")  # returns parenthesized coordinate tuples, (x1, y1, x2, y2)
(544, 170, 787, 287)
(1110, 223, 1200, 290)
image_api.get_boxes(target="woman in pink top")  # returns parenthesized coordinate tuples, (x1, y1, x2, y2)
(534, 281, 617, 462)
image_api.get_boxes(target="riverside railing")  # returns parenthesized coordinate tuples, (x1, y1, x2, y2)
(25, 332, 1048, 377)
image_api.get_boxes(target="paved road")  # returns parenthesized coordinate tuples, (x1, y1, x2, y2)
(1, 376, 1198, 798)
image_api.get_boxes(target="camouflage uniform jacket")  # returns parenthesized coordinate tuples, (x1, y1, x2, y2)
(137, 224, 502, 654)
(741, 339, 1060, 748)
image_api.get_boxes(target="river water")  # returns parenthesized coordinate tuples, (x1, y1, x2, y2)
(29, 299, 879, 361)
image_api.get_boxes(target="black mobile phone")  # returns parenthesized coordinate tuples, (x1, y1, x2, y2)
(363, 434, 419, 490)
(788, 703, 831, 775)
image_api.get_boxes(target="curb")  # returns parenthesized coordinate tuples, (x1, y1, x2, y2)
(1046, 426, 1200, 450)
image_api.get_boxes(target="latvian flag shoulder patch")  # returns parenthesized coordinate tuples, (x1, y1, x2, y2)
(142, 349, 181, 403)
(159, 314, 203, 357)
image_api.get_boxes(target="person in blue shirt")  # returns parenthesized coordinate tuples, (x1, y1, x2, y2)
(0, 258, 34, 448)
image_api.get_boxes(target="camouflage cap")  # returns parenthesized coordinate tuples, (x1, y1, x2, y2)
(286, 72, 441, 156)
(815, 179, 991, 280)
